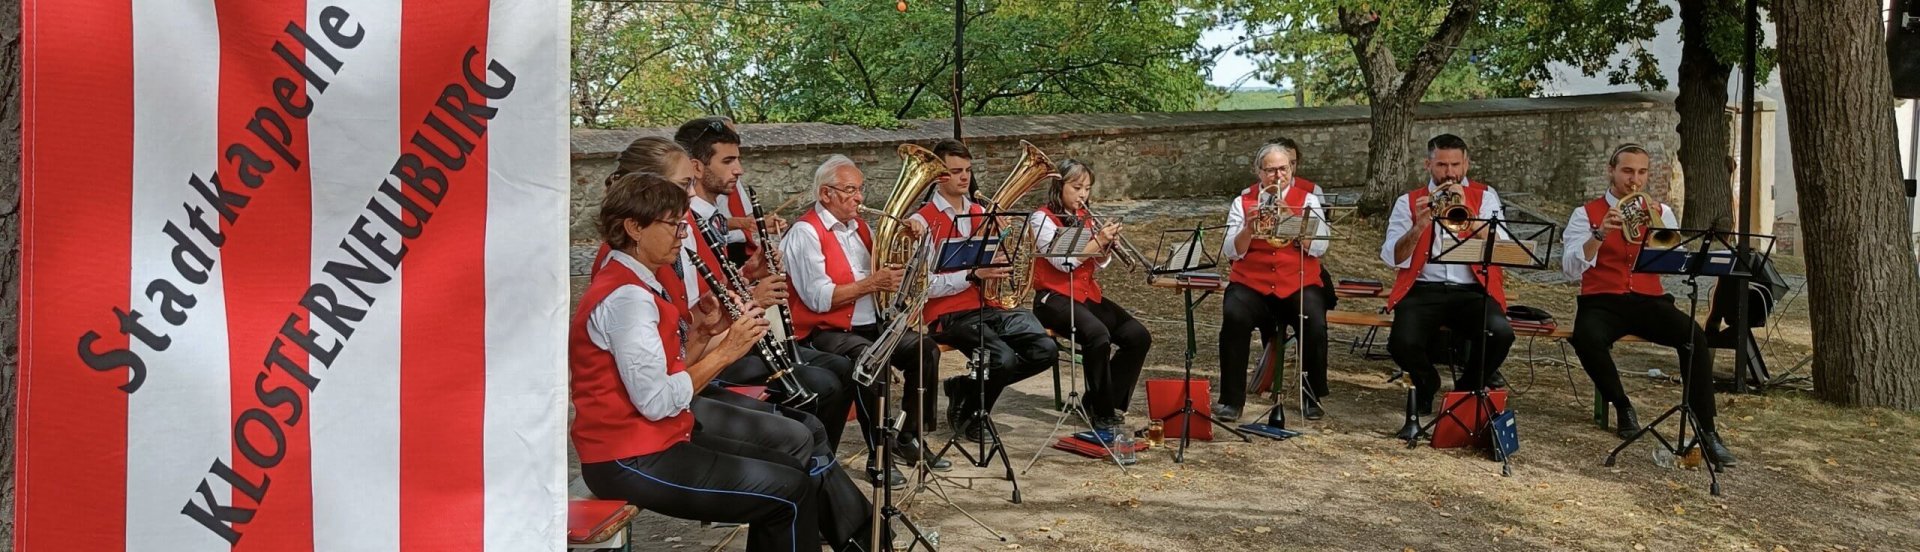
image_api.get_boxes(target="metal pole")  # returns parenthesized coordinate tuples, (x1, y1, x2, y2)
(952, 0, 964, 141)
(1733, 0, 1758, 393)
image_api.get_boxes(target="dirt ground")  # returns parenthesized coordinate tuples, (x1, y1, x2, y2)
(617, 197, 1920, 552)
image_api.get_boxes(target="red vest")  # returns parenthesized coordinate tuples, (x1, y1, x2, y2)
(1385, 182, 1509, 310)
(1579, 197, 1666, 296)
(569, 260, 694, 463)
(684, 212, 727, 299)
(595, 242, 694, 322)
(1030, 207, 1104, 303)
(1228, 183, 1323, 298)
(790, 208, 873, 339)
(917, 200, 988, 323)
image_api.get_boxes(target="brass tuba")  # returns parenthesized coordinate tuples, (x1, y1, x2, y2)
(1616, 192, 1680, 248)
(1431, 181, 1475, 234)
(869, 144, 947, 309)
(984, 140, 1060, 309)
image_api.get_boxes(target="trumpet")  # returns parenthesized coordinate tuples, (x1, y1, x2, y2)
(1615, 191, 1680, 248)
(1431, 181, 1475, 234)
(1082, 204, 1152, 270)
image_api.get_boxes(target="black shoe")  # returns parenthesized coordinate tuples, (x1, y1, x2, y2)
(1415, 394, 1435, 417)
(1702, 431, 1738, 468)
(942, 377, 968, 431)
(867, 465, 906, 490)
(962, 418, 996, 443)
(893, 436, 952, 472)
(1212, 403, 1241, 423)
(1091, 413, 1125, 433)
(1303, 403, 1325, 421)
(1487, 369, 1508, 389)
(1614, 406, 1642, 440)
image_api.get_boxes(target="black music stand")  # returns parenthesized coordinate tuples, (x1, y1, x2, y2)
(1400, 216, 1555, 478)
(1151, 224, 1251, 463)
(1604, 228, 1771, 497)
(933, 209, 1028, 504)
(1022, 223, 1131, 472)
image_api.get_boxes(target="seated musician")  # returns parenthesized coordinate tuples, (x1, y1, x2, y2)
(1028, 160, 1153, 432)
(1562, 143, 1735, 466)
(1215, 143, 1331, 422)
(668, 123, 862, 451)
(572, 173, 875, 552)
(784, 155, 955, 486)
(1380, 134, 1517, 423)
(673, 116, 785, 268)
(912, 139, 1060, 442)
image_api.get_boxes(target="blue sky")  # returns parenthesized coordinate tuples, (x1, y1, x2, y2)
(1201, 24, 1276, 90)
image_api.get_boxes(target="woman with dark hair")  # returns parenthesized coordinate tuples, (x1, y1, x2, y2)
(1026, 159, 1152, 431)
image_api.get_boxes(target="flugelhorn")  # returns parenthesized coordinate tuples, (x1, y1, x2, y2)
(1431, 181, 1475, 234)
(1616, 192, 1679, 248)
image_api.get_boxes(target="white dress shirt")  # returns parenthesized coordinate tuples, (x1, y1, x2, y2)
(1562, 191, 1680, 281)
(782, 203, 879, 326)
(1028, 208, 1113, 272)
(586, 250, 694, 421)
(701, 183, 750, 245)
(1223, 184, 1330, 260)
(910, 193, 980, 299)
(1379, 179, 1509, 284)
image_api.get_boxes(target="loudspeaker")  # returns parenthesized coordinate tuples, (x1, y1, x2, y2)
(1895, 0, 1920, 98)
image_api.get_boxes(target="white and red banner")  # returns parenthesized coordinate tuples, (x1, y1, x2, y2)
(16, 0, 569, 550)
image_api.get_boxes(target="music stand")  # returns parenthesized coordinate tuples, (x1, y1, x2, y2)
(1604, 228, 1772, 497)
(1150, 224, 1251, 463)
(1244, 205, 1351, 440)
(1023, 223, 1131, 472)
(1401, 216, 1555, 478)
(932, 209, 1030, 504)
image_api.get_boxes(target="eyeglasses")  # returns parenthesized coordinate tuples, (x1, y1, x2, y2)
(652, 216, 691, 238)
(824, 184, 864, 196)
(1258, 165, 1293, 175)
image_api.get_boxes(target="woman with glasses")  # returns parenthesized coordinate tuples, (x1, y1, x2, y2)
(1026, 160, 1152, 432)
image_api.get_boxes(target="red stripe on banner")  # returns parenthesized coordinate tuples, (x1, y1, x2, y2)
(15, 0, 135, 548)
(213, 0, 315, 550)
(398, 0, 490, 547)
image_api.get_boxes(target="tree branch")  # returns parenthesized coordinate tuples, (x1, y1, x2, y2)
(1338, 6, 1401, 102)
(1397, 0, 1480, 100)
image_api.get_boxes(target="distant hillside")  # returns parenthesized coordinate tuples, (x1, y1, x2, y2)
(1210, 88, 1298, 110)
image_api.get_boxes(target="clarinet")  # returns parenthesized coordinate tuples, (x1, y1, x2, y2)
(684, 247, 818, 408)
(742, 186, 801, 365)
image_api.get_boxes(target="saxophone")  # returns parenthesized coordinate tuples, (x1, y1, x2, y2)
(983, 140, 1059, 309)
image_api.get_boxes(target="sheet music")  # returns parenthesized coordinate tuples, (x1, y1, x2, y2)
(1043, 224, 1096, 256)
(1165, 239, 1203, 271)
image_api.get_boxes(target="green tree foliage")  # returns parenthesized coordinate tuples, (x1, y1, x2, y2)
(571, 0, 1225, 129)
(1233, 0, 1674, 107)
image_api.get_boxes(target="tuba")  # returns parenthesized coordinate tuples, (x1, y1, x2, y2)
(1431, 181, 1475, 234)
(1616, 192, 1680, 248)
(868, 144, 947, 309)
(983, 140, 1060, 309)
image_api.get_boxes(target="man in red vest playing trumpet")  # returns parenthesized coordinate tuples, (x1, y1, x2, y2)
(1381, 134, 1517, 420)
(1214, 141, 1332, 422)
(1562, 143, 1734, 466)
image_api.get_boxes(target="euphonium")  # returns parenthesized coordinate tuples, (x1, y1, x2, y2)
(1431, 181, 1475, 234)
(869, 144, 947, 309)
(984, 140, 1059, 309)
(1616, 191, 1680, 248)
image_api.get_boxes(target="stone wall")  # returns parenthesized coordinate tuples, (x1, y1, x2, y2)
(569, 91, 1683, 248)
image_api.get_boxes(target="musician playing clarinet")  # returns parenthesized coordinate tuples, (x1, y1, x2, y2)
(1028, 160, 1153, 432)
(1381, 134, 1516, 423)
(573, 173, 874, 552)
(1562, 143, 1734, 466)
(785, 155, 953, 488)
(1215, 142, 1332, 422)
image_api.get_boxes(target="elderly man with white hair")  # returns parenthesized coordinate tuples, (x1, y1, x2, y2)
(782, 155, 952, 487)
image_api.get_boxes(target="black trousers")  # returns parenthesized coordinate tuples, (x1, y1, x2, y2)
(1032, 292, 1151, 419)
(1387, 283, 1516, 400)
(931, 307, 1059, 416)
(1217, 283, 1327, 408)
(1570, 293, 1717, 424)
(806, 324, 942, 441)
(687, 392, 874, 549)
(717, 346, 856, 451)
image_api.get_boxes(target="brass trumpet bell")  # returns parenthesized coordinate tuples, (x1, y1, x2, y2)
(1617, 192, 1680, 249)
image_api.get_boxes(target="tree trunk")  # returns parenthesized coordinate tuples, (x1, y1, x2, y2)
(1, 0, 21, 544)
(1776, 0, 1920, 408)
(1361, 98, 1416, 213)
(1675, 0, 1735, 228)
